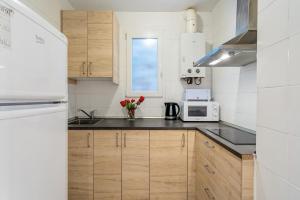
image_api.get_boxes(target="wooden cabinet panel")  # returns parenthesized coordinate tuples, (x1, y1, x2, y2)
(188, 130, 196, 200)
(150, 130, 188, 200)
(87, 11, 113, 78)
(62, 10, 119, 80)
(88, 24, 113, 40)
(122, 130, 150, 200)
(68, 130, 93, 200)
(62, 11, 87, 78)
(88, 11, 113, 24)
(94, 130, 122, 200)
(112, 13, 119, 84)
(195, 131, 254, 200)
(88, 39, 113, 77)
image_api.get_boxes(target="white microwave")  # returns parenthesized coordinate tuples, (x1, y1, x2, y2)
(180, 101, 219, 122)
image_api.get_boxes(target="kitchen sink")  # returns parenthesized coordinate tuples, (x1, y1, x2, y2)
(69, 118, 102, 125)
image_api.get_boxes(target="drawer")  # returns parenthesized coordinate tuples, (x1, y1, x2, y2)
(196, 133, 218, 168)
(197, 154, 230, 200)
(196, 131, 243, 200)
(214, 146, 242, 200)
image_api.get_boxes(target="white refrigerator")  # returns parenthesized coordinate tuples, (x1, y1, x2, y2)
(0, 0, 68, 200)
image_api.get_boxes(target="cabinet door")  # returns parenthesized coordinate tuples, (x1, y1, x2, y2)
(188, 130, 196, 200)
(87, 11, 113, 77)
(122, 130, 150, 200)
(150, 130, 188, 200)
(68, 130, 93, 200)
(94, 130, 122, 200)
(62, 11, 88, 78)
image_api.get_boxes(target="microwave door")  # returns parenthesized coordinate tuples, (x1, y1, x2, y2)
(188, 106, 208, 117)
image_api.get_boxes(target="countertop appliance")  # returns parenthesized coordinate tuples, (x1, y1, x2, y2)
(194, 0, 257, 67)
(184, 89, 211, 101)
(206, 128, 256, 145)
(180, 101, 219, 122)
(0, 1, 67, 200)
(164, 102, 180, 120)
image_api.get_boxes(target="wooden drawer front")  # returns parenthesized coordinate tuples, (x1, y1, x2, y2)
(197, 133, 218, 168)
(197, 131, 243, 200)
(214, 145, 242, 200)
(197, 154, 231, 200)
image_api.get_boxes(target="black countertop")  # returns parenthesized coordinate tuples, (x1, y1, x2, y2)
(68, 118, 256, 158)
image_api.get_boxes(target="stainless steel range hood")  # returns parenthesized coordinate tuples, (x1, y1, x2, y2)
(194, 0, 257, 67)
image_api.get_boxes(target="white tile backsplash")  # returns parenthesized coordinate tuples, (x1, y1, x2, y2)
(289, 0, 300, 37)
(257, 39, 288, 88)
(288, 34, 300, 86)
(212, 63, 257, 131)
(257, 87, 288, 133)
(287, 86, 300, 137)
(256, 127, 288, 178)
(258, 0, 289, 48)
(257, 0, 300, 199)
(256, 162, 289, 200)
(287, 135, 300, 189)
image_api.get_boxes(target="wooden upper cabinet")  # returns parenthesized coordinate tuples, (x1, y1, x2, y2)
(68, 130, 93, 200)
(88, 11, 113, 24)
(61, 11, 119, 82)
(122, 130, 150, 200)
(94, 130, 122, 200)
(62, 11, 87, 78)
(87, 11, 113, 78)
(150, 130, 188, 200)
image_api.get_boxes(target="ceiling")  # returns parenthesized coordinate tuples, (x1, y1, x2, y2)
(68, 0, 220, 12)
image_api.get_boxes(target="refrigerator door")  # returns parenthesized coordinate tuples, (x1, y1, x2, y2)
(0, 0, 67, 102)
(0, 104, 67, 200)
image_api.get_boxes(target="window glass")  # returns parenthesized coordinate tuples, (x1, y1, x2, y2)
(132, 38, 158, 92)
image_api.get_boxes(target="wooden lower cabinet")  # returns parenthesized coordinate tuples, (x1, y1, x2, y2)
(122, 130, 150, 200)
(68, 130, 94, 200)
(94, 130, 122, 200)
(195, 131, 254, 200)
(150, 130, 188, 200)
(68, 129, 253, 200)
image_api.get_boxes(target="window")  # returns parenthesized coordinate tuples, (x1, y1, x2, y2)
(126, 33, 162, 97)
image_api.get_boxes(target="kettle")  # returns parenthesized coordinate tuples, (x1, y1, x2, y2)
(164, 102, 180, 120)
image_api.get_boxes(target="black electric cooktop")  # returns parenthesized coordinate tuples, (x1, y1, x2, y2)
(206, 127, 256, 145)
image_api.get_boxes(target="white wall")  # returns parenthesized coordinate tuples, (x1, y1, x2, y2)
(73, 12, 213, 118)
(256, 0, 300, 199)
(211, 0, 257, 131)
(18, 0, 73, 29)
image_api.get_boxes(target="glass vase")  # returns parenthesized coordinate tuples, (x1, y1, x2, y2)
(127, 109, 135, 120)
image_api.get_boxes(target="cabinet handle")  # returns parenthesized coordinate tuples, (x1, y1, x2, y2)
(88, 62, 92, 76)
(204, 188, 215, 200)
(87, 132, 91, 148)
(204, 164, 215, 175)
(81, 62, 86, 75)
(181, 133, 185, 148)
(116, 132, 119, 147)
(123, 133, 126, 148)
(204, 141, 215, 149)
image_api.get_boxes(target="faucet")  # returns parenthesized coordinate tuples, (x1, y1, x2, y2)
(78, 109, 96, 120)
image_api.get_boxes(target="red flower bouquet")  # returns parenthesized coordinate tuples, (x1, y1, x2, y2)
(120, 96, 145, 120)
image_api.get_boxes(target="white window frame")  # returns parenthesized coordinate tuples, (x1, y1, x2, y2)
(126, 32, 163, 97)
